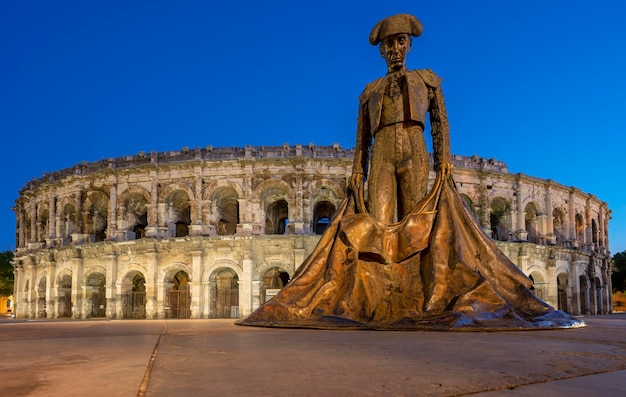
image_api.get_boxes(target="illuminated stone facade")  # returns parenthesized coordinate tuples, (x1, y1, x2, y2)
(12, 144, 613, 319)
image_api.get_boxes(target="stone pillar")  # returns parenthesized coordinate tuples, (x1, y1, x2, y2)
(251, 279, 261, 311)
(202, 281, 211, 318)
(515, 179, 527, 242)
(71, 251, 84, 319)
(145, 173, 159, 238)
(108, 181, 118, 240)
(545, 184, 555, 244)
(545, 254, 557, 309)
(241, 256, 253, 317)
(17, 207, 25, 248)
(30, 204, 36, 243)
(189, 168, 203, 236)
(567, 190, 576, 247)
(48, 193, 56, 243)
(190, 249, 203, 318)
(145, 248, 158, 319)
(106, 253, 118, 319)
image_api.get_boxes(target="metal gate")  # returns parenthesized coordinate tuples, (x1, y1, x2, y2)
(215, 287, 239, 318)
(122, 291, 146, 319)
(92, 288, 106, 318)
(167, 290, 190, 319)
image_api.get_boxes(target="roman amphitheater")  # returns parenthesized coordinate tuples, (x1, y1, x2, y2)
(12, 144, 613, 320)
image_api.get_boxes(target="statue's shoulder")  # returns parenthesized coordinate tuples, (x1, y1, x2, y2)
(359, 76, 385, 103)
(412, 69, 443, 88)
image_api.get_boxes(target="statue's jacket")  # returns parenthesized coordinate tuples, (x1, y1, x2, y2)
(353, 69, 451, 176)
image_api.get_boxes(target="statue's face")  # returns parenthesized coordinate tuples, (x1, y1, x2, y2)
(379, 33, 411, 72)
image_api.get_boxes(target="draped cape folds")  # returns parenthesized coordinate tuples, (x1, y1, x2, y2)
(237, 174, 585, 330)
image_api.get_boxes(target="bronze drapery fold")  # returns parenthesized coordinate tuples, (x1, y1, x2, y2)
(237, 174, 585, 330)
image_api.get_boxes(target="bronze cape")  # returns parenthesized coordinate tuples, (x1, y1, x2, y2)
(237, 174, 584, 330)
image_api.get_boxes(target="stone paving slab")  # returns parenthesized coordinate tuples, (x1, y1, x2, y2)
(0, 315, 624, 396)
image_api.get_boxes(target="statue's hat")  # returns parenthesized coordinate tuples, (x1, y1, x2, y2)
(369, 14, 423, 45)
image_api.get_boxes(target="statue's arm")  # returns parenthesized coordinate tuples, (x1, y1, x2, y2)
(428, 80, 453, 176)
(349, 99, 371, 195)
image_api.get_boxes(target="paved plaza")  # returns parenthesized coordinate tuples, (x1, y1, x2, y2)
(0, 315, 624, 396)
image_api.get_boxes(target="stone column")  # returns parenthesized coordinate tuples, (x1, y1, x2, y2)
(106, 253, 118, 319)
(48, 193, 56, 243)
(515, 179, 527, 242)
(189, 167, 203, 236)
(145, 172, 159, 238)
(30, 204, 37, 244)
(190, 248, 203, 318)
(544, 184, 555, 244)
(71, 251, 84, 319)
(145, 248, 158, 319)
(108, 181, 118, 240)
(567, 190, 576, 248)
(241, 256, 253, 317)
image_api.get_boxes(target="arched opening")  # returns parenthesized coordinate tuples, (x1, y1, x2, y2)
(266, 199, 289, 235)
(557, 273, 569, 313)
(212, 269, 239, 318)
(591, 219, 598, 248)
(61, 203, 77, 244)
(489, 197, 510, 241)
(86, 191, 109, 242)
(524, 202, 539, 243)
(56, 273, 72, 318)
(121, 271, 146, 319)
(595, 277, 603, 314)
(313, 201, 335, 235)
(167, 270, 191, 319)
(553, 208, 566, 246)
(37, 277, 47, 318)
(124, 193, 148, 240)
(575, 213, 584, 248)
(37, 208, 49, 243)
(86, 272, 106, 318)
(261, 267, 290, 302)
(212, 187, 240, 236)
(579, 275, 589, 315)
(165, 190, 192, 237)
(528, 272, 546, 301)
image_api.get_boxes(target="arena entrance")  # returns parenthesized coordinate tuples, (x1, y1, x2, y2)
(166, 271, 190, 319)
(56, 273, 72, 318)
(86, 272, 106, 318)
(213, 269, 239, 318)
(261, 267, 290, 303)
(122, 272, 146, 319)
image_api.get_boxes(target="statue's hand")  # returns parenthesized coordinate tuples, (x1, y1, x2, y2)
(348, 172, 364, 193)
(437, 162, 454, 179)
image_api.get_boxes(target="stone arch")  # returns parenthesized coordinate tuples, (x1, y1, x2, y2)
(203, 259, 243, 283)
(256, 179, 293, 235)
(36, 203, 50, 243)
(119, 265, 147, 319)
(556, 271, 570, 313)
(312, 200, 335, 235)
(59, 198, 79, 244)
(162, 187, 192, 237)
(579, 273, 589, 315)
(524, 202, 540, 243)
(208, 266, 240, 319)
(527, 268, 547, 301)
(36, 272, 47, 318)
(118, 186, 151, 240)
(56, 269, 73, 318)
(84, 190, 110, 242)
(591, 218, 598, 247)
(306, 179, 344, 205)
(209, 186, 240, 236)
(552, 207, 566, 246)
(489, 196, 511, 241)
(163, 262, 192, 319)
(203, 179, 245, 202)
(575, 213, 584, 247)
(84, 267, 107, 318)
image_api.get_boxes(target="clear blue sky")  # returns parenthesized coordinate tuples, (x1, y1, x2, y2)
(1, 1, 625, 254)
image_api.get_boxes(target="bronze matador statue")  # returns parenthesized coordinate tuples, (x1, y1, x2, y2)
(238, 14, 584, 330)
(350, 14, 453, 223)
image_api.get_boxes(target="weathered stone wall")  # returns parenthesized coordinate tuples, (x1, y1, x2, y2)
(12, 145, 612, 319)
